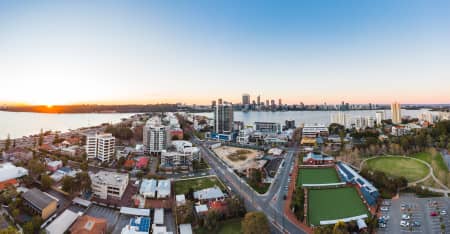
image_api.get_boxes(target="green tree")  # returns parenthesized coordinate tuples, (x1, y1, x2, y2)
(242, 212, 270, 234)
(11, 208, 20, 219)
(80, 161, 88, 171)
(0, 226, 19, 234)
(28, 159, 45, 176)
(5, 134, 11, 150)
(40, 174, 52, 190)
(62, 176, 74, 193)
(204, 210, 219, 230)
(22, 221, 34, 234)
(38, 128, 44, 146)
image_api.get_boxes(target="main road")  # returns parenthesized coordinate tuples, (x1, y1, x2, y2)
(192, 137, 305, 234)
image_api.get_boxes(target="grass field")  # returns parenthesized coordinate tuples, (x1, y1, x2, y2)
(364, 157, 429, 182)
(174, 176, 225, 195)
(411, 152, 432, 164)
(195, 218, 242, 234)
(308, 187, 369, 226)
(297, 168, 341, 186)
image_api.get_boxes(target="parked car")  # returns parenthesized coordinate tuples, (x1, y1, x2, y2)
(430, 211, 438, 217)
(401, 214, 410, 220)
(380, 206, 389, 211)
(441, 210, 447, 215)
(378, 223, 387, 228)
(382, 200, 391, 206)
(382, 215, 390, 220)
(411, 221, 421, 227)
(400, 220, 410, 227)
(378, 218, 386, 224)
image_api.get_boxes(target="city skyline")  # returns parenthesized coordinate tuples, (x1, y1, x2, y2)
(1, 0, 450, 106)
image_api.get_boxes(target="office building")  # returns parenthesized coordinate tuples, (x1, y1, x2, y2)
(22, 188, 57, 220)
(86, 133, 116, 162)
(391, 102, 402, 124)
(242, 94, 250, 105)
(284, 120, 296, 130)
(214, 99, 234, 134)
(375, 111, 386, 126)
(121, 217, 151, 234)
(419, 111, 434, 124)
(302, 124, 329, 138)
(90, 171, 129, 199)
(143, 117, 170, 154)
(255, 122, 281, 134)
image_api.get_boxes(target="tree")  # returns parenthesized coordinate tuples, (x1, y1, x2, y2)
(28, 159, 45, 176)
(0, 226, 19, 234)
(38, 128, 44, 146)
(5, 134, 11, 150)
(62, 176, 74, 193)
(333, 221, 348, 234)
(40, 174, 52, 190)
(75, 172, 91, 192)
(22, 222, 34, 234)
(242, 212, 270, 234)
(11, 209, 20, 219)
(204, 210, 220, 230)
(80, 161, 88, 171)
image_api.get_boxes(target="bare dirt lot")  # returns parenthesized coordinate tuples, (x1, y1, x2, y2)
(212, 146, 264, 171)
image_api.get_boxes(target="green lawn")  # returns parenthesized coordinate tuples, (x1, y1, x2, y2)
(195, 218, 242, 234)
(297, 168, 341, 186)
(364, 157, 429, 182)
(411, 152, 432, 164)
(174, 176, 225, 195)
(308, 187, 369, 226)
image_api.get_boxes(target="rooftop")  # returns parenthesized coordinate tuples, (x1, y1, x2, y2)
(45, 210, 80, 234)
(70, 215, 107, 234)
(22, 188, 57, 211)
(90, 171, 128, 186)
(193, 186, 225, 200)
(0, 162, 28, 182)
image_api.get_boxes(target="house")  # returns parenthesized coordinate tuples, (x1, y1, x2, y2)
(157, 180, 171, 199)
(120, 216, 151, 234)
(45, 210, 80, 234)
(140, 179, 157, 199)
(303, 152, 334, 165)
(0, 162, 28, 189)
(47, 160, 63, 172)
(179, 224, 193, 234)
(193, 186, 225, 202)
(194, 204, 208, 216)
(70, 215, 107, 234)
(2, 148, 33, 163)
(136, 157, 149, 169)
(22, 188, 58, 220)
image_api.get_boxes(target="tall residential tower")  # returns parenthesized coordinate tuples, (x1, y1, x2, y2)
(391, 102, 402, 124)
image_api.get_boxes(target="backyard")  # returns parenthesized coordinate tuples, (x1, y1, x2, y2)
(363, 156, 429, 182)
(195, 218, 242, 234)
(297, 168, 341, 186)
(174, 176, 225, 195)
(308, 187, 370, 226)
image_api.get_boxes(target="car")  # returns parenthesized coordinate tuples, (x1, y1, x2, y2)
(378, 218, 386, 224)
(382, 201, 391, 206)
(430, 211, 438, 217)
(382, 215, 390, 220)
(283, 194, 287, 200)
(380, 206, 389, 211)
(378, 223, 387, 228)
(441, 210, 447, 215)
(400, 220, 410, 227)
(411, 221, 421, 227)
(401, 214, 410, 220)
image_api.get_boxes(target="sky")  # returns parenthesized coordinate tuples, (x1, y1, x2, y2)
(0, 0, 449, 105)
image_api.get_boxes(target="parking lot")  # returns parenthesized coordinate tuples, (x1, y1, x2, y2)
(378, 193, 449, 234)
(85, 205, 120, 232)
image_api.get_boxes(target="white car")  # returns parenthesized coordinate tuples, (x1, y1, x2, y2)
(382, 215, 390, 220)
(400, 220, 410, 227)
(402, 214, 410, 220)
(441, 210, 447, 215)
(380, 207, 389, 211)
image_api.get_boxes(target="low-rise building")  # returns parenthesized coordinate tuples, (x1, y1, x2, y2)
(70, 215, 107, 234)
(0, 162, 28, 189)
(90, 171, 129, 199)
(121, 217, 151, 234)
(254, 122, 281, 134)
(160, 141, 200, 172)
(193, 186, 225, 202)
(47, 160, 63, 172)
(140, 179, 157, 199)
(22, 188, 57, 220)
(45, 210, 80, 234)
(303, 152, 334, 165)
(302, 124, 329, 138)
(156, 179, 171, 199)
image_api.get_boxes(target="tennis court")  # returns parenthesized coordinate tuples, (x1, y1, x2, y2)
(297, 168, 340, 186)
(307, 187, 369, 226)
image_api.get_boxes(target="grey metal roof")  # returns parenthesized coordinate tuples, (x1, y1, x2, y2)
(22, 188, 56, 211)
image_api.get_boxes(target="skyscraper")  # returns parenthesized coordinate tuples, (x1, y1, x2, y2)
(86, 133, 116, 162)
(330, 112, 348, 128)
(242, 94, 250, 105)
(214, 99, 234, 134)
(391, 102, 402, 124)
(143, 116, 171, 154)
(376, 110, 386, 126)
(257, 95, 261, 106)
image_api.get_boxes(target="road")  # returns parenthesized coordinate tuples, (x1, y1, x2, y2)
(193, 137, 305, 234)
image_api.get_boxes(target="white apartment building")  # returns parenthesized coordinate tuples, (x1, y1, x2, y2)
(143, 117, 170, 154)
(391, 102, 402, 124)
(86, 133, 116, 162)
(160, 141, 200, 170)
(419, 111, 434, 123)
(367, 116, 376, 128)
(90, 171, 129, 199)
(353, 116, 368, 130)
(375, 111, 386, 126)
(330, 112, 349, 128)
(302, 124, 329, 138)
